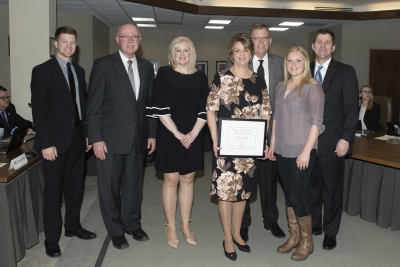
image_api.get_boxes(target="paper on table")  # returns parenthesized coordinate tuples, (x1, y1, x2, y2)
(0, 163, 7, 168)
(374, 135, 396, 141)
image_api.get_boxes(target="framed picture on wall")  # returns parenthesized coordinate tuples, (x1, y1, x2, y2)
(195, 61, 208, 77)
(216, 61, 227, 72)
(149, 60, 161, 76)
(50, 37, 57, 57)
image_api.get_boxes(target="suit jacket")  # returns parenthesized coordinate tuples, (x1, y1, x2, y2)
(311, 58, 359, 156)
(31, 57, 87, 154)
(2, 104, 32, 131)
(358, 102, 383, 131)
(226, 53, 284, 140)
(86, 51, 157, 154)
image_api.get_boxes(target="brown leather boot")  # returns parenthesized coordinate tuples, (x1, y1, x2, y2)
(291, 215, 313, 261)
(277, 207, 299, 253)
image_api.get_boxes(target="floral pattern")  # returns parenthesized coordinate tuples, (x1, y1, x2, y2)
(207, 70, 271, 201)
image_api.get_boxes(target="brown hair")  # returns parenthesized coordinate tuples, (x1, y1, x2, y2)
(251, 23, 270, 36)
(55, 26, 77, 40)
(283, 46, 317, 97)
(0, 85, 7, 92)
(359, 85, 374, 110)
(228, 33, 254, 64)
(313, 28, 335, 45)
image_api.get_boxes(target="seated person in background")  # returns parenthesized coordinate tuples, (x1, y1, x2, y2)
(357, 85, 384, 131)
(0, 85, 34, 135)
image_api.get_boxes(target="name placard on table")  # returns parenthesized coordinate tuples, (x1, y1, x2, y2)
(218, 118, 267, 157)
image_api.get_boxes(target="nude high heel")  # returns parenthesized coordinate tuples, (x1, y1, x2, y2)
(180, 219, 197, 246)
(166, 223, 179, 249)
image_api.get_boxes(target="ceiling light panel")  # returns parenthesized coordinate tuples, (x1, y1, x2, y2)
(208, 20, 231, 24)
(269, 27, 289, 31)
(279, 22, 304, 26)
(137, 24, 157, 28)
(132, 17, 155, 21)
(205, 26, 224, 29)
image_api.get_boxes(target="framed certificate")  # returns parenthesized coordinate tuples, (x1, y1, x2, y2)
(218, 118, 267, 157)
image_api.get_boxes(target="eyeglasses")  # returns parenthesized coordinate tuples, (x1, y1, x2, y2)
(0, 96, 11, 100)
(361, 91, 373, 94)
(251, 37, 270, 41)
(59, 40, 77, 46)
(118, 35, 141, 41)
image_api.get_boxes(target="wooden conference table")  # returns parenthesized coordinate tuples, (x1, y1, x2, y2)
(344, 132, 400, 230)
(0, 139, 44, 267)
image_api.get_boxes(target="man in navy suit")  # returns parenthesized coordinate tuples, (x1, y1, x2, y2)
(31, 26, 96, 258)
(306, 28, 359, 250)
(87, 23, 157, 250)
(0, 86, 33, 134)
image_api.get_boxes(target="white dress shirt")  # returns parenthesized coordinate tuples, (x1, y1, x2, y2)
(314, 57, 332, 82)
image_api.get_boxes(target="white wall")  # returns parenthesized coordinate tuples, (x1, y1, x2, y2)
(0, 4, 10, 92)
(109, 26, 310, 85)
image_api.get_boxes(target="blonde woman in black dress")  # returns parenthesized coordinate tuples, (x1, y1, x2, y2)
(147, 37, 208, 249)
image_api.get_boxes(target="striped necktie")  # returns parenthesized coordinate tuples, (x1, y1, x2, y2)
(315, 66, 323, 84)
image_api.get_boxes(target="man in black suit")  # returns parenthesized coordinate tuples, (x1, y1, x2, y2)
(31, 26, 96, 258)
(306, 28, 359, 250)
(86, 23, 157, 250)
(0, 86, 33, 134)
(226, 24, 285, 241)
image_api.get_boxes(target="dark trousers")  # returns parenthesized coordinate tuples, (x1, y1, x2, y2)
(42, 124, 85, 243)
(96, 136, 144, 237)
(276, 150, 316, 218)
(306, 153, 345, 235)
(241, 159, 279, 229)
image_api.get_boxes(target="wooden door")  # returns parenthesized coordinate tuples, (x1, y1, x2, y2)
(369, 49, 400, 123)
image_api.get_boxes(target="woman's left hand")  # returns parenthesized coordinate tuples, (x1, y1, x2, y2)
(296, 151, 310, 170)
(258, 145, 269, 160)
(181, 131, 198, 149)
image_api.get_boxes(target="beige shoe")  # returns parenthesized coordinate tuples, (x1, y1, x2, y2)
(291, 215, 314, 261)
(277, 207, 299, 253)
(166, 223, 179, 249)
(180, 219, 197, 246)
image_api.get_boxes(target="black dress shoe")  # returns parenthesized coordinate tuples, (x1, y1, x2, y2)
(232, 236, 250, 252)
(223, 241, 237, 261)
(240, 228, 249, 242)
(312, 229, 323, 236)
(45, 240, 61, 258)
(323, 234, 337, 250)
(264, 223, 286, 238)
(65, 228, 97, 240)
(126, 228, 149, 241)
(112, 235, 129, 249)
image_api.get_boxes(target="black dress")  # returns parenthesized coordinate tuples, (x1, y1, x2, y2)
(147, 66, 209, 174)
(206, 69, 272, 201)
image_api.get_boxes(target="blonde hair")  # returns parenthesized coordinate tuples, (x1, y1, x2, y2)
(359, 85, 374, 110)
(283, 46, 317, 97)
(168, 37, 197, 74)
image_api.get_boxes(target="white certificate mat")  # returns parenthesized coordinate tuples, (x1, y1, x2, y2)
(218, 118, 267, 157)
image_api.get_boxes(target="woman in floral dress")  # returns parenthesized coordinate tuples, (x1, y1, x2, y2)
(206, 33, 272, 261)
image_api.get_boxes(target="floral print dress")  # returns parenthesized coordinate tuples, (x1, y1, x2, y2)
(206, 69, 272, 201)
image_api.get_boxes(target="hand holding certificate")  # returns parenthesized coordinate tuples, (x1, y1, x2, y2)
(218, 118, 267, 157)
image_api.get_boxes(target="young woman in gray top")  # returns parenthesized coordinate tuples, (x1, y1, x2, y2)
(268, 46, 325, 261)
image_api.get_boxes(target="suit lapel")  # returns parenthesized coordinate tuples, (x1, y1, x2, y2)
(322, 59, 337, 93)
(113, 52, 137, 101)
(310, 62, 316, 78)
(136, 56, 145, 103)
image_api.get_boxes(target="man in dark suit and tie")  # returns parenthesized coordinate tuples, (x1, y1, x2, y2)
(307, 28, 359, 250)
(31, 26, 96, 258)
(0, 86, 33, 134)
(86, 23, 157, 250)
(226, 23, 285, 241)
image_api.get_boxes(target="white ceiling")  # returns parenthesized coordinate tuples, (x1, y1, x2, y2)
(1, 0, 400, 31)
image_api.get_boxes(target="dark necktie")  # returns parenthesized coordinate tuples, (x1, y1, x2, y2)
(0, 111, 9, 130)
(257, 60, 264, 78)
(67, 62, 80, 128)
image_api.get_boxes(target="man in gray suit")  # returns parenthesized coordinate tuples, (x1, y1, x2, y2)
(226, 23, 285, 241)
(86, 23, 157, 250)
